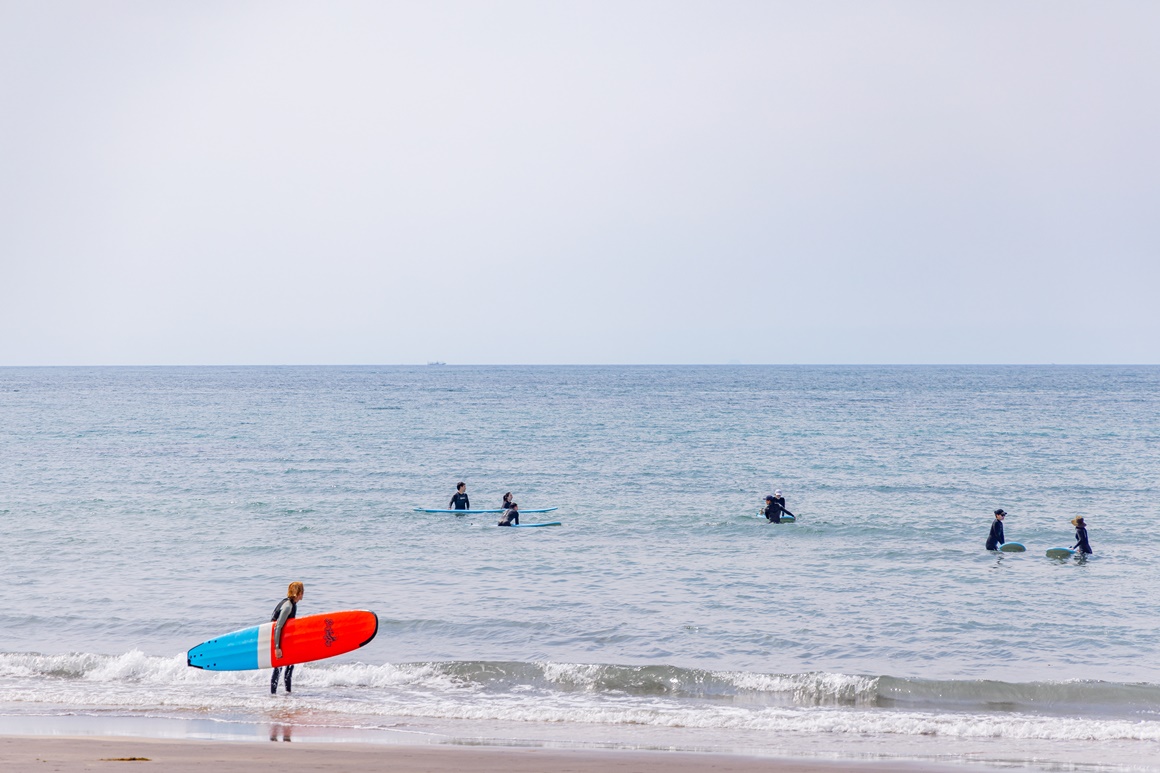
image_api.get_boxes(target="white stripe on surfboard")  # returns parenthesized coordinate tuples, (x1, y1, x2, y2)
(257, 622, 273, 669)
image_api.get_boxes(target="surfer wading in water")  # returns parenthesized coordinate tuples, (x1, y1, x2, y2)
(1072, 517, 1093, 555)
(986, 509, 1007, 551)
(498, 502, 520, 526)
(271, 582, 304, 695)
(763, 490, 794, 523)
(450, 482, 470, 511)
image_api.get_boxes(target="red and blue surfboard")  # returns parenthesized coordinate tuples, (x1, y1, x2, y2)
(187, 610, 378, 671)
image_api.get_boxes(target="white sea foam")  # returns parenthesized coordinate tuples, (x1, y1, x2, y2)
(3, 652, 1160, 744)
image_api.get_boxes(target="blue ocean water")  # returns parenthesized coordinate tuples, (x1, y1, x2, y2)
(1, 366, 1158, 768)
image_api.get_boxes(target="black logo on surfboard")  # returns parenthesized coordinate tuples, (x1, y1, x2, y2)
(324, 618, 337, 647)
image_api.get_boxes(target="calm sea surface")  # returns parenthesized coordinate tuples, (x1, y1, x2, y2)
(1, 366, 1158, 768)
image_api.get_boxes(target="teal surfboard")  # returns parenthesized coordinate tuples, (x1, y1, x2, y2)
(507, 521, 561, 528)
(999, 542, 1026, 552)
(1046, 547, 1075, 558)
(415, 507, 559, 514)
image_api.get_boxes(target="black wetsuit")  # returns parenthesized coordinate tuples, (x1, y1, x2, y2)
(498, 508, 519, 526)
(763, 502, 781, 523)
(1073, 526, 1092, 554)
(270, 597, 297, 694)
(764, 498, 794, 523)
(449, 492, 470, 510)
(986, 519, 1005, 551)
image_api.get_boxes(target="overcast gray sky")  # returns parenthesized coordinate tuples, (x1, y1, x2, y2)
(2, 1, 1157, 365)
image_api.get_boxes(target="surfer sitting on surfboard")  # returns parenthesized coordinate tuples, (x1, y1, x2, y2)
(498, 502, 520, 526)
(1072, 517, 1093, 554)
(450, 482, 470, 511)
(986, 509, 1007, 550)
(271, 582, 304, 694)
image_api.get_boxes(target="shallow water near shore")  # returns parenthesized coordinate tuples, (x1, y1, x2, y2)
(2, 365, 1159, 769)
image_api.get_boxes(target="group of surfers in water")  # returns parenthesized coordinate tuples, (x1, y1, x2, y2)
(449, 481, 522, 525)
(986, 508, 1093, 554)
(263, 494, 1095, 698)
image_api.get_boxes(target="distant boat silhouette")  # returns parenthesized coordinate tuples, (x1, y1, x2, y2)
(427, 361, 446, 366)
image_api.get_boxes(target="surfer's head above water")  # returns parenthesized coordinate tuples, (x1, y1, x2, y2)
(774, 490, 782, 497)
(994, 509, 1006, 518)
(457, 482, 465, 492)
(765, 495, 774, 501)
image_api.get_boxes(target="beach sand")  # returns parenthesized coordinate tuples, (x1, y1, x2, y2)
(0, 736, 973, 772)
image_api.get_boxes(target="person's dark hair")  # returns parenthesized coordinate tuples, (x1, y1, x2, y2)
(457, 482, 465, 490)
(503, 492, 512, 499)
(510, 502, 518, 508)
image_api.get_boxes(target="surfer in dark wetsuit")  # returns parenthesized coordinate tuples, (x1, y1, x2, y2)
(271, 582, 304, 694)
(763, 490, 794, 523)
(498, 502, 520, 526)
(449, 482, 469, 511)
(986, 509, 1006, 551)
(1072, 517, 1092, 554)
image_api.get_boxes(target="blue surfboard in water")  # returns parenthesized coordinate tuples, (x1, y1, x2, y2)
(505, 521, 561, 528)
(415, 507, 559, 514)
(999, 542, 1026, 552)
(1046, 547, 1076, 558)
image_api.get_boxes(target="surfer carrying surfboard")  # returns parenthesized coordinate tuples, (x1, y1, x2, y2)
(1072, 517, 1093, 554)
(450, 482, 470, 511)
(986, 509, 1007, 551)
(271, 582, 304, 694)
(498, 502, 520, 526)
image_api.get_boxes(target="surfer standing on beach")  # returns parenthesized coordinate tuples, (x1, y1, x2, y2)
(271, 582, 304, 695)
(986, 509, 1007, 550)
(450, 482, 470, 511)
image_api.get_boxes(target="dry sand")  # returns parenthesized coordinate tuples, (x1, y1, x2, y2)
(0, 736, 974, 772)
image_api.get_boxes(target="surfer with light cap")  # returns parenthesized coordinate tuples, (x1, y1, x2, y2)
(271, 582, 304, 695)
(763, 490, 794, 523)
(986, 509, 1007, 551)
(1071, 517, 1093, 554)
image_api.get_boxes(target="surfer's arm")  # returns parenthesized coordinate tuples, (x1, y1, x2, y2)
(273, 603, 293, 656)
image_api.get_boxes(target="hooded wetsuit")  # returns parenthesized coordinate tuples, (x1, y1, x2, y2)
(270, 597, 297, 694)
(450, 492, 470, 510)
(1073, 525, 1092, 554)
(986, 519, 1005, 550)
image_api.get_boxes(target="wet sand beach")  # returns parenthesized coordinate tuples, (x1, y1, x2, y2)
(0, 736, 973, 773)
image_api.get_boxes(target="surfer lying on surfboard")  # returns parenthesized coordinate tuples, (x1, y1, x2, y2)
(271, 582, 304, 694)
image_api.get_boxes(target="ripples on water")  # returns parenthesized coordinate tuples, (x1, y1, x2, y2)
(1, 366, 1158, 766)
